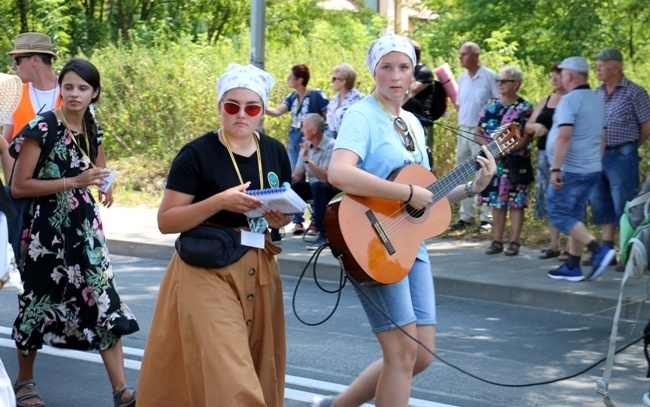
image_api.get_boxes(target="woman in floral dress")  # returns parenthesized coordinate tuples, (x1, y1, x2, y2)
(9, 58, 138, 407)
(474, 65, 534, 257)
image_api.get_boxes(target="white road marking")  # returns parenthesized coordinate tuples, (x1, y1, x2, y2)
(0, 326, 458, 406)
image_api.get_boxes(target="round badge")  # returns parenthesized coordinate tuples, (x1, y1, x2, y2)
(267, 172, 279, 188)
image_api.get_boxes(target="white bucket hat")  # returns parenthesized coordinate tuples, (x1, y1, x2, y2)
(0, 73, 23, 123)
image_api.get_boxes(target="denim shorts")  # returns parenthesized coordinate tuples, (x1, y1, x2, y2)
(589, 143, 640, 225)
(547, 171, 600, 234)
(352, 256, 436, 334)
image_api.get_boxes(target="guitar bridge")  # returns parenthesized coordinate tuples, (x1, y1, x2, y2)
(365, 210, 396, 255)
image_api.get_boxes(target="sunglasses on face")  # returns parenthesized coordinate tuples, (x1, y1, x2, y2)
(221, 101, 263, 116)
(495, 79, 516, 85)
(12, 54, 36, 66)
(331, 77, 342, 82)
(393, 117, 415, 151)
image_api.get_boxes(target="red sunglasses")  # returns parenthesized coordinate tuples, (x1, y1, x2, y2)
(221, 101, 263, 116)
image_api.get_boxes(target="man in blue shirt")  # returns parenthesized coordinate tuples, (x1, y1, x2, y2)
(546, 56, 615, 282)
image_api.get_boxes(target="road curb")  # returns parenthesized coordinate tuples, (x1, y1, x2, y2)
(106, 238, 645, 318)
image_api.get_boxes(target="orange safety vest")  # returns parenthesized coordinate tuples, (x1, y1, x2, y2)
(10, 83, 63, 140)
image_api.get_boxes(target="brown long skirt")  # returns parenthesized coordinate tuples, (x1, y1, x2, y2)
(137, 248, 286, 407)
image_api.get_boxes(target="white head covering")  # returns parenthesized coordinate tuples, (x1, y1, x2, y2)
(216, 64, 275, 107)
(0, 73, 23, 124)
(365, 33, 416, 76)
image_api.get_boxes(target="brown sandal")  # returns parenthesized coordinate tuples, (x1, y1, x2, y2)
(504, 241, 520, 256)
(485, 240, 503, 255)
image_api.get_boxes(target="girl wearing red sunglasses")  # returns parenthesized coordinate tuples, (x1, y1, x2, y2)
(138, 64, 292, 407)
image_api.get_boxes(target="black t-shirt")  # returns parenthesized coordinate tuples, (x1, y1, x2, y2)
(166, 131, 292, 228)
(403, 63, 435, 125)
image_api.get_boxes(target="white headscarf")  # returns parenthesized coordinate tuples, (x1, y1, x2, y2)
(216, 64, 275, 107)
(365, 33, 416, 76)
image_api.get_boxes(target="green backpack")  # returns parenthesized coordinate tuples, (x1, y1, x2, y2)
(619, 177, 650, 274)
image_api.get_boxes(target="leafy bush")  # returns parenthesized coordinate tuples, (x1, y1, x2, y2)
(23, 24, 650, 238)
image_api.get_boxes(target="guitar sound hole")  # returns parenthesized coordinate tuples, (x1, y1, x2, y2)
(405, 204, 425, 219)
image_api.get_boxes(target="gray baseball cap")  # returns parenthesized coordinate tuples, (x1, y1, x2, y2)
(595, 47, 623, 62)
(557, 56, 589, 74)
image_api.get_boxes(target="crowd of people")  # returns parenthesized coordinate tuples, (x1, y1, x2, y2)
(0, 28, 648, 407)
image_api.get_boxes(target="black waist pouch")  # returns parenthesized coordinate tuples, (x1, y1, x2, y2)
(175, 224, 251, 268)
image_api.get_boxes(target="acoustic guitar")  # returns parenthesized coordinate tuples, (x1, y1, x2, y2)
(324, 123, 520, 285)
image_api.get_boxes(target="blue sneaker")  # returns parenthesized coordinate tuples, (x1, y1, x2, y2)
(587, 245, 616, 281)
(307, 234, 328, 251)
(548, 263, 584, 282)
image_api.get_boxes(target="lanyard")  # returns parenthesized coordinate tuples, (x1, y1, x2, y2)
(220, 128, 263, 189)
(60, 108, 95, 168)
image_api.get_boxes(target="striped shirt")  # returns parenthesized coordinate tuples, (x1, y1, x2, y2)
(595, 76, 650, 147)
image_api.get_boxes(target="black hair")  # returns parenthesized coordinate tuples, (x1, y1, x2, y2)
(35, 54, 53, 66)
(58, 58, 101, 161)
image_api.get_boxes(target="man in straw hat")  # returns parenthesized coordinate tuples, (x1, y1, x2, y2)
(2, 32, 61, 183)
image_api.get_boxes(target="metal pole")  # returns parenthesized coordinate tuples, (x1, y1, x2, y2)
(250, 0, 266, 70)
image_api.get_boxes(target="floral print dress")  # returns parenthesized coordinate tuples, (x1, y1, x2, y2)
(476, 97, 533, 209)
(9, 115, 139, 353)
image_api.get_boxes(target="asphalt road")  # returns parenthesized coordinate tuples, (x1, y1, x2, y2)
(1, 255, 649, 406)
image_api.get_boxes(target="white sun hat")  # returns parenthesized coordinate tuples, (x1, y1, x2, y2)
(0, 73, 23, 124)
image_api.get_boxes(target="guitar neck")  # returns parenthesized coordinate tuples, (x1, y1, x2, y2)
(428, 141, 502, 202)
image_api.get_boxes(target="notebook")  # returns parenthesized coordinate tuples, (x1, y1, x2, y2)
(243, 187, 307, 218)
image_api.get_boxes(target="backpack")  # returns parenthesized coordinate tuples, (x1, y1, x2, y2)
(597, 176, 650, 406)
(429, 80, 448, 122)
(3, 111, 60, 259)
(619, 177, 650, 275)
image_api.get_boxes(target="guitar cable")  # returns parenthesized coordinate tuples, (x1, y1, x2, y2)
(289, 118, 640, 388)
(291, 245, 650, 388)
(407, 112, 484, 147)
(291, 243, 347, 326)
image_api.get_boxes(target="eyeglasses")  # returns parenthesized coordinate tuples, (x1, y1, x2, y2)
(495, 79, 516, 84)
(221, 101, 263, 116)
(12, 54, 36, 66)
(393, 117, 415, 151)
(331, 77, 342, 82)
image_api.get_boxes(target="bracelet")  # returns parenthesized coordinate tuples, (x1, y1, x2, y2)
(550, 168, 560, 172)
(465, 181, 476, 198)
(63, 177, 66, 191)
(405, 184, 414, 204)
(304, 160, 310, 165)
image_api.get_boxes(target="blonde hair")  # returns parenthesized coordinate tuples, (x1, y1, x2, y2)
(332, 63, 357, 91)
(499, 65, 524, 83)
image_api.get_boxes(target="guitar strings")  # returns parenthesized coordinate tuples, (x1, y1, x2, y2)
(377, 126, 513, 237)
(376, 154, 487, 237)
(375, 125, 515, 238)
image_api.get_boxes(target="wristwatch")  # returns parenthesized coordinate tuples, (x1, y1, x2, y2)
(304, 160, 310, 165)
(550, 168, 560, 172)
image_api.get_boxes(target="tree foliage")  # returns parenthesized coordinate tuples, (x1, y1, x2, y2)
(417, 0, 650, 67)
(2, 0, 650, 190)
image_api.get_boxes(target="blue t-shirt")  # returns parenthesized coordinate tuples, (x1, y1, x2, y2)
(334, 95, 430, 261)
(283, 89, 329, 130)
(546, 85, 605, 173)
